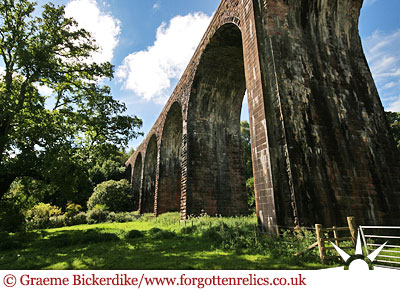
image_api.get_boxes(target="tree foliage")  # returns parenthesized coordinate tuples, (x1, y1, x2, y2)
(240, 120, 252, 180)
(0, 0, 142, 200)
(87, 179, 132, 212)
(88, 159, 126, 186)
(386, 111, 400, 151)
(240, 120, 255, 212)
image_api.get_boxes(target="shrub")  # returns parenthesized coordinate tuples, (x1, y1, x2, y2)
(65, 202, 83, 219)
(46, 230, 119, 247)
(0, 199, 25, 232)
(70, 212, 87, 225)
(80, 230, 119, 244)
(63, 202, 84, 226)
(113, 212, 136, 223)
(87, 204, 109, 224)
(104, 211, 138, 223)
(125, 230, 144, 239)
(115, 212, 127, 223)
(148, 227, 162, 235)
(107, 211, 117, 223)
(25, 203, 63, 229)
(87, 180, 132, 212)
(48, 215, 66, 228)
(149, 228, 177, 239)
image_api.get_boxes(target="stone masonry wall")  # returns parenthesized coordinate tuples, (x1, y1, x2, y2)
(126, 0, 400, 231)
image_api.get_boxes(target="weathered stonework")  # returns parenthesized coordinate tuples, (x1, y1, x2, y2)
(126, 0, 400, 232)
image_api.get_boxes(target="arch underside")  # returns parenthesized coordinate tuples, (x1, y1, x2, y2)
(141, 135, 157, 213)
(187, 23, 248, 216)
(158, 102, 183, 214)
(132, 153, 142, 211)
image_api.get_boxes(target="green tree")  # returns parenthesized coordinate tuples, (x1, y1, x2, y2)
(87, 179, 132, 212)
(0, 0, 142, 200)
(246, 177, 255, 212)
(240, 120, 252, 180)
(386, 111, 400, 151)
(88, 159, 126, 186)
(240, 120, 255, 212)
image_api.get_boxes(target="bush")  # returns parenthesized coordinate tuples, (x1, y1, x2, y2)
(105, 211, 138, 223)
(46, 230, 119, 247)
(70, 212, 87, 225)
(0, 199, 25, 232)
(149, 228, 177, 239)
(65, 202, 83, 219)
(82, 231, 119, 243)
(115, 212, 127, 223)
(87, 204, 109, 224)
(87, 179, 132, 212)
(25, 203, 63, 229)
(125, 230, 144, 239)
(107, 211, 117, 222)
(63, 202, 84, 226)
(48, 215, 66, 228)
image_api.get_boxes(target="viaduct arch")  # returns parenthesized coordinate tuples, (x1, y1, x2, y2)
(126, 0, 400, 232)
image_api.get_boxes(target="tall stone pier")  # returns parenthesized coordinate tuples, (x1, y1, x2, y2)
(126, 0, 400, 232)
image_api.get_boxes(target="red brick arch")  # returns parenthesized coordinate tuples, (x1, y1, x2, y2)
(127, 0, 400, 232)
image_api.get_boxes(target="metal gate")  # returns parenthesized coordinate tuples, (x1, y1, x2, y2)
(359, 226, 400, 269)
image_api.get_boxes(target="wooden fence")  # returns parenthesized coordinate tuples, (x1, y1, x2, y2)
(314, 216, 357, 263)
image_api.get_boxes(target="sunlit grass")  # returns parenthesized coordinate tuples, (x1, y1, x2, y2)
(0, 213, 325, 270)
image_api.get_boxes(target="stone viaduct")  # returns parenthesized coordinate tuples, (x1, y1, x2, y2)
(126, 0, 400, 232)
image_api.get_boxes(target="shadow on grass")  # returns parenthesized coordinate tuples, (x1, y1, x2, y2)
(0, 227, 324, 270)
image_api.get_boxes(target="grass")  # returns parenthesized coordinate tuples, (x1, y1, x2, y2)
(0, 213, 328, 270)
(365, 237, 400, 268)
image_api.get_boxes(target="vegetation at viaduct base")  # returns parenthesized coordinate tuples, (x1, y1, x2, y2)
(0, 212, 328, 270)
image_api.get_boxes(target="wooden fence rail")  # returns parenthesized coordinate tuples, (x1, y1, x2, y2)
(315, 216, 356, 263)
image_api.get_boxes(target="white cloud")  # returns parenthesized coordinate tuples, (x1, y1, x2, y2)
(153, 1, 160, 9)
(363, 29, 400, 112)
(364, 0, 378, 6)
(65, 0, 121, 63)
(383, 81, 396, 89)
(116, 13, 212, 104)
(387, 97, 400, 112)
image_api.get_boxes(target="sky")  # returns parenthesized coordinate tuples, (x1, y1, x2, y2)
(30, 0, 400, 149)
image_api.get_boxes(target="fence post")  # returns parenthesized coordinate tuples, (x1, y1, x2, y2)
(333, 226, 339, 246)
(275, 225, 280, 236)
(347, 216, 356, 244)
(315, 224, 325, 264)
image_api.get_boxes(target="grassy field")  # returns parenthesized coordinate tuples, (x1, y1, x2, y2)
(0, 213, 327, 270)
